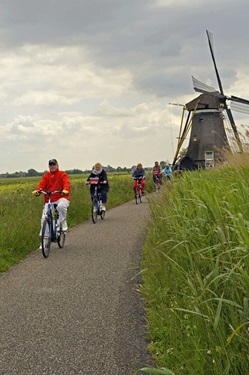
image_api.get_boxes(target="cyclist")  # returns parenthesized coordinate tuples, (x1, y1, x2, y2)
(86, 162, 109, 211)
(132, 163, 146, 195)
(173, 161, 183, 177)
(151, 161, 162, 185)
(32, 159, 70, 237)
(163, 163, 172, 180)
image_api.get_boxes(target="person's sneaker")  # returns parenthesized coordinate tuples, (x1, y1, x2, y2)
(39, 237, 49, 250)
(61, 220, 68, 231)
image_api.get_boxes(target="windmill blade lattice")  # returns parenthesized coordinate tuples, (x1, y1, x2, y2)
(192, 76, 218, 95)
(231, 101, 249, 115)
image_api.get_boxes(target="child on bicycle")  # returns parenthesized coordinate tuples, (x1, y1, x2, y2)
(86, 162, 109, 211)
(132, 163, 146, 195)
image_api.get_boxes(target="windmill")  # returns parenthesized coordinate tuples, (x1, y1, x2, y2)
(173, 30, 249, 170)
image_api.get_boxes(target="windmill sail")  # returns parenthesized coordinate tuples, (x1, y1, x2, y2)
(205, 30, 248, 151)
(192, 76, 218, 95)
(231, 101, 249, 114)
(206, 30, 225, 97)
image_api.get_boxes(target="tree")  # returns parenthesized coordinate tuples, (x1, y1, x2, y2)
(27, 168, 39, 177)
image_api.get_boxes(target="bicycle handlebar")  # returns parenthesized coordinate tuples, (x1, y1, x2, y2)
(132, 176, 145, 180)
(38, 189, 63, 195)
(86, 180, 106, 185)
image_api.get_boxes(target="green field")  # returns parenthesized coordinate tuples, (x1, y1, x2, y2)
(0, 172, 154, 272)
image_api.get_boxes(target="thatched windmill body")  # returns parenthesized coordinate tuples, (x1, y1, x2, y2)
(173, 30, 249, 170)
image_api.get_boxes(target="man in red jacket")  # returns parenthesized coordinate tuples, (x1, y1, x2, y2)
(32, 159, 70, 234)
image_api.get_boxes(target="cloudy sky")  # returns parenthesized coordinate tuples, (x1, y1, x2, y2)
(0, 0, 249, 173)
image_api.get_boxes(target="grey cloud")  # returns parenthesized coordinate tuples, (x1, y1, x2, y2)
(94, 101, 133, 117)
(1, 0, 249, 97)
(0, 0, 249, 173)
(112, 123, 154, 139)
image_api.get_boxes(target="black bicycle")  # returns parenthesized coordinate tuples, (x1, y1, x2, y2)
(133, 177, 144, 204)
(87, 178, 105, 223)
(39, 190, 66, 258)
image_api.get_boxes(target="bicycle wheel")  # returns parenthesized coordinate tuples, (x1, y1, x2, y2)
(57, 225, 66, 248)
(41, 219, 51, 258)
(135, 187, 138, 204)
(92, 198, 98, 223)
(139, 187, 142, 203)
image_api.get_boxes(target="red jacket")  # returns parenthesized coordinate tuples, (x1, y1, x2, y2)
(36, 169, 70, 203)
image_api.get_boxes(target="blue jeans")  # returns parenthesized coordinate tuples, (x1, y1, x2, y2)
(90, 187, 109, 203)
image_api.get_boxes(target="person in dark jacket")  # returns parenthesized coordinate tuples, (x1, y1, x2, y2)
(132, 163, 146, 195)
(173, 161, 183, 177)
(86, 162, 109, 211)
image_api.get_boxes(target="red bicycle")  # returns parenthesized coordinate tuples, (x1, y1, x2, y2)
(133, 177, 143, 204)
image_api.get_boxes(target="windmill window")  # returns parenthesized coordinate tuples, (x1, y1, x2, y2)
(199, 116, 204, 122)
(193, 135, 197, 142)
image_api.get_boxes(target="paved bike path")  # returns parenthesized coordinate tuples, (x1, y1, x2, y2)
(0, 198, 152, 375)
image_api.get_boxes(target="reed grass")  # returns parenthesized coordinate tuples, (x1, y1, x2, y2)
(140, 163, 249, 374)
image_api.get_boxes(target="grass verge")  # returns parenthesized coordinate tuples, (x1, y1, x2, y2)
(140, 166, 249, 374)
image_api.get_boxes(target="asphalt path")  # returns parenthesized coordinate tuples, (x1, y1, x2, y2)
(0, 198, 152, 375)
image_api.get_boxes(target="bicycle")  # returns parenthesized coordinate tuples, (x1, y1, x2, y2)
(87, 178, 105, 224)
(153, 172, 161, 193)
(164, 172, 171, 182)
(133, 177, 144, 204)
(39, 190, 66, 258)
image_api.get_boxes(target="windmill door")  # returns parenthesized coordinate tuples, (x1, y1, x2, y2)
(205, 151, 214, 168)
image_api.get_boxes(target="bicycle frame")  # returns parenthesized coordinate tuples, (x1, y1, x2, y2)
(92, 184, 102, 209)
(133, 177, 143, 204)
(88, 178, 105, 223)
(165, 173, 171, 181)
(40, 191, 59, 241)
(39, 190, 66, 257)
(153, 172, 161, 192)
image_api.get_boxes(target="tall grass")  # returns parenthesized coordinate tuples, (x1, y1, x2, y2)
(141, 165, 249, 374)
(0, 173, 137, 272)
